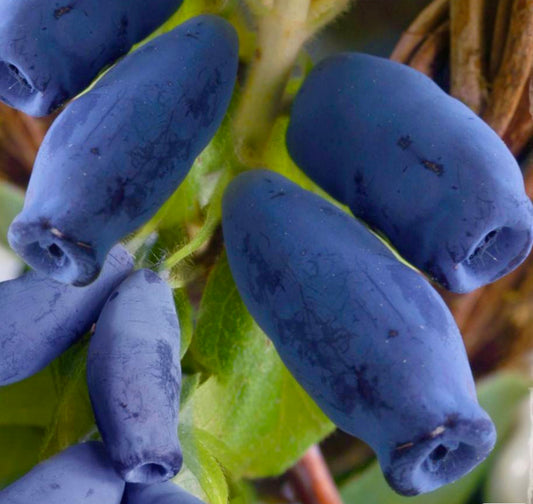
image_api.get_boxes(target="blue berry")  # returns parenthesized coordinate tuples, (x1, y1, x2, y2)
(0, 442, 124, 503)
(0, 0, 183, 116)
(0, 244, 133, 386)
(8, 15, 239, 286)
(123, 481, 206, 504)
(287, 52, 533, 293)
(87, 269, 182, 484)
(222, 170, 496, 496)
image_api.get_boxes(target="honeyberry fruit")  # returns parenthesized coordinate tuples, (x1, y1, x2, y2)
(0, 244, 133, 386)
(287, 52, 533, 293)
(222, 170, 496, 496)
(8, 15, 239, 286)
(0, 442, 124, 503)
(0, 0, 183, 116)
(87, 269, 182, 484)
(123, 481, 206, 504)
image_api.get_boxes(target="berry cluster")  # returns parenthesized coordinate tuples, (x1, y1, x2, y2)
(0, 9, 238, 504)
(0, 3, 531, 503)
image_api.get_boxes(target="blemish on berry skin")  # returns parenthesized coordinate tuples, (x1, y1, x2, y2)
(421, 159, 444, 176)
(397, 135, 412, 150)
(54, 5, 73, 19)
(395, 441, 415, 451)
(269, 190, 286, 199)
(50, 227, 64, 238)
(387, 329, 399, 339)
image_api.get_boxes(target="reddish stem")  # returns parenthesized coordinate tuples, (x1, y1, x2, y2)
(483, 0, 533, 135)
(288, 445, 344, 504)
(450, 0, 487, 113)
(489, 0, 514, 78)
(503, 73, 533, 156)
(390, 0, 449, 63)
(409, 20, 450, 77)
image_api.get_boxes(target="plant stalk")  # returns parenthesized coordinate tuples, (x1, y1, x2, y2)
(483, 0, 533, 136)
(450, 0, 487, 112)
(390, 0, 449, 63)
(288, 445, 344, 504)
(233, 0, 311, 166)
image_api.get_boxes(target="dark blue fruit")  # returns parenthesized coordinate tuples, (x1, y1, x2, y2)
(8, 15, 239, 286)
(222, 170, 496, 496)
(87, 269, 182, 484)
(123, 482, 206, 504)
(286, 52, 533, 293)
(0, 0, 183, 116)
(0, 441, 124, 503)
(0, 244, 132, 386)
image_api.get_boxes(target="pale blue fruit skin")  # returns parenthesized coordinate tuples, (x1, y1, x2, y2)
(87, 269, 182, 484)
(8, 15, 239, 286)
(123, 481, 206, 504)
(222, 170, 496, 496)
(0, 0, 183, 116)
(0, 442, 125, 503)
(287, 52, 533, 294)
(0, 244, 133, 386)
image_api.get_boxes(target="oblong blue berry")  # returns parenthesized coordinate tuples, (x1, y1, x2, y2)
(222, 170, 496, 496)
(0, 0, 183, 116)
(286, 52, 533, 293)
(87, 269, 182, 484)
(8, 15, 239, 286)
(123, 481, 206, 504)
(0, 442, 124, 503)
(0, 244, 133, 386)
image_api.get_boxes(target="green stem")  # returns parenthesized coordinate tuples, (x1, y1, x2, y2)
(233, 0, 352, 166)
(163, 170, 232, 271)
(308, 0, 352, 32)
(233, 0, 312, 165)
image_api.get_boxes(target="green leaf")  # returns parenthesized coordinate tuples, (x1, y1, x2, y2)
(0, 426, 45, 489)
(0, 180, 24, 248)
(263, 117, 324, 192)
(187, 254, 334, 478)
(229, 479, 256, 504)
(339, 372, 530, 504)
(181, 373, 202, 407)
(41, 338, 95, 459)
(0, 368, 57, 428)
(175, 423, 230, 504)
(175, 288, 194, 358)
